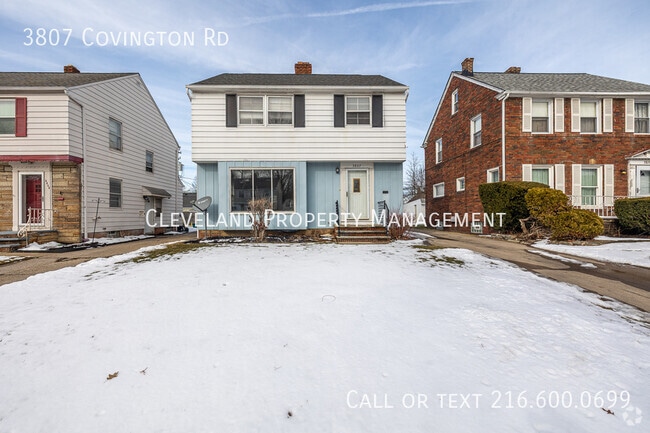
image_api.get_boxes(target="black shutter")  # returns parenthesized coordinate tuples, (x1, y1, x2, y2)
(334, 94, 345, 127)
(294, 95, 305, 128)
(372, 95, 383, 128)
(226, 94, 237, 127)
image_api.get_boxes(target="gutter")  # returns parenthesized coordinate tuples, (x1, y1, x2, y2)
(497, 92, 510, 181)
(64, 90, 87, 240)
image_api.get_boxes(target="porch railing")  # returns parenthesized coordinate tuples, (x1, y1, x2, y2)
(18, 208, 54, 244)
(568, 196, 628, 218)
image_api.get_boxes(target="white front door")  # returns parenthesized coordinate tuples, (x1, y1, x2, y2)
(638, 165, 650, 197)
(347, 170, 369, 219)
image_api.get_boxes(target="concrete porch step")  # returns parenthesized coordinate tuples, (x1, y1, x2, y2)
(337, 226, 390, 244)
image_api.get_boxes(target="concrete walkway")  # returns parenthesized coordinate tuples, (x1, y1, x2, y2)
(0, 233, 197, 287)
(416, 228, 650, 313)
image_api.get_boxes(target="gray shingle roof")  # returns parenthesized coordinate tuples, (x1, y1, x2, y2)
(463, 72, 650, 93)
(190, 73, 406, 87)
(0, 72, 137, 88)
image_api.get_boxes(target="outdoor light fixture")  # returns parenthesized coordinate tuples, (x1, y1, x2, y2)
(620, 169, 627, 175)
(335, 167, 340, 174)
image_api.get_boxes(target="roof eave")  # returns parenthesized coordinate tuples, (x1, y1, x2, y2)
(186, 84, 409, 93)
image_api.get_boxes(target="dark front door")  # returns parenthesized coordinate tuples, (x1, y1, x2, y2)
(23, 174, 43, 223)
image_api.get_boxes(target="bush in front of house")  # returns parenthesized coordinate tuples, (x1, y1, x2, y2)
(614, 197, 650, 234)
(549, 209, 604, 241)
(525, 187, 572, 228)
(479, 181, 549, 232)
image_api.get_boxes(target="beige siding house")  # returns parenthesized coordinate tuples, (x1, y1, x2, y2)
(0, 66, 181, 244)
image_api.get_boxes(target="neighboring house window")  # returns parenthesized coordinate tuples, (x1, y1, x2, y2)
(109, 118, 122, 150)
(532, 100, 551, 133)
(346, 96, 370, 125)
(635, 102, 649, 133)
(451, 89, 459, 115)
(580, 100, 598, 133)
(109, 178, 122, 208)
(433, 182, 445, 198)
(239, 96, 264, 125)
(435, 138, 443, 164)
(487, 167, 500, 183)
(267, 96, 293, 125)
(532, 167, 551, 186)
(456, 177, 465, 192)
(146, 151, 154, 173)
(470, 114, 482, 148)
(0, 99, 15, 135)
(581, 167, 599, 206)
(231, 168, 294, 212)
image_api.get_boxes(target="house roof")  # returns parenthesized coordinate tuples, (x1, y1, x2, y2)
(189, 73, 406, 88)
(460, 72, 650, 94)
(0, 72, 137, 88)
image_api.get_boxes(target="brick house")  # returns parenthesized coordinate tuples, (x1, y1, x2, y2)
(0, 66, 181, 245)
(422, 58, 650, 231)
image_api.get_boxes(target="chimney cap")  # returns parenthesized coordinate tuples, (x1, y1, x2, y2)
(64, 64, 80, 73)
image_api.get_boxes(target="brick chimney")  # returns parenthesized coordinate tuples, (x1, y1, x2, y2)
(294, 61, 312, 75)
(505, 66, 521, 74)
(461, 57, 474, 76)
(64, 65, 80, 73)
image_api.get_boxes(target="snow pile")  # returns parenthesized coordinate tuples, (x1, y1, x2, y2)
(535, 239, 650, 268)
(0, 241, 648, 432)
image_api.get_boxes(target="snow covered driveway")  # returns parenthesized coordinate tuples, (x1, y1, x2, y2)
(1, 241, 648, 432)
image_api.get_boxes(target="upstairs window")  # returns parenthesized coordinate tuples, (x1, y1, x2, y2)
(487, 167, 500, 183)
(456, 177, 465, 192)
(239, 96, 264, 125)
(146, 151, 154, 173)
(0, 100, 15, 135)
(532, 100, 551, 133)
(470, 114, 482, 148)
(346, 96, 370, 125)
(109, 118, 122, 150)
(433, 182, 445, 198)
(580, 101, 598, 133)
(268, 96, 293, 125)
(435, 138, 443, 164)
(635, 102, 649, 133)
(451, 89, 459, 115)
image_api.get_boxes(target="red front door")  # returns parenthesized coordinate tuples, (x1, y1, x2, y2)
(24, 175, 42, 223)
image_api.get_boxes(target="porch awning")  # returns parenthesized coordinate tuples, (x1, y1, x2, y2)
(142, 186, 172, 198)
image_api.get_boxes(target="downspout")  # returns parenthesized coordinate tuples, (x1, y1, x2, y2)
(64, 90, 87, 240)
(499, 92, 510, 180)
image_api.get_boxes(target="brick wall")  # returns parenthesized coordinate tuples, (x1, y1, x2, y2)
(52, 162, 82, 243)
(424, 76, 503, 224)
(0, 164, 12, 231)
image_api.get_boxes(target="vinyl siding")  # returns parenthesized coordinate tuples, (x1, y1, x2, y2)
(374, 162, 404, 212)
(191, 90, 407, 162)
(306, 162, 340, 228)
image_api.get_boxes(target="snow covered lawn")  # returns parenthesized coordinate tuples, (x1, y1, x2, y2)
(1, 241, 649, 432)
(535, 239, 650, 268)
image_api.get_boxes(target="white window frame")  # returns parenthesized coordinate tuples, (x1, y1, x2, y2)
(145, 150, 154, 173)
(109, 178, 122, 208)
(470, 114, 482, 148)
(579, 99, 600, 134)
(230, 167, 296, 213)
(267, 96, 293, 125)
(346, 96, 371, 125)
(451, 89, 459, 115)
(108, 118, 122, 151)
(433, 182, 445, 198)
(456, 177, 465, 192)
(0, 99, 16, 135)
(531, 99, 553, 134)
(435, 138, 442, 164)
(531, 165, 553, 187)
(634, 101, 649, 134)
(238, 95, 264, 126)
(487, 167, 500, 183)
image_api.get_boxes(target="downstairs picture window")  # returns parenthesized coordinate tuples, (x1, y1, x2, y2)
(231, 169, 295, 212)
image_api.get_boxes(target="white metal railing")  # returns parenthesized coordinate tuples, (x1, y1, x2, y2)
(568, 196, 628, 218)
(17, 208, 54, 240)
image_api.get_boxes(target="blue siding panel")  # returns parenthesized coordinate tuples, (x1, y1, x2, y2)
(374, 163, 404, 212)
(196, 163, 219, 229)
(306, 162, 340, 228)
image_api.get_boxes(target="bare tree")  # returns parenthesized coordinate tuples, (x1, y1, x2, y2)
(403, 152, 425, 202)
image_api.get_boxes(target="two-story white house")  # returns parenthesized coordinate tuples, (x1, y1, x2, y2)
(0, 65, 181, 244)
(187, 62, 408, 234)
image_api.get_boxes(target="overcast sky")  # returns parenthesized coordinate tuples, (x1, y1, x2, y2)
(1, 0, 648, 186)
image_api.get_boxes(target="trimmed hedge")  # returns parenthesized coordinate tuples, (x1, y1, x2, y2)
(614, 197, 650, 234)
(550, 209, 604, 241)
(525, 187, 572, 228)
(479, 181, 549, 232)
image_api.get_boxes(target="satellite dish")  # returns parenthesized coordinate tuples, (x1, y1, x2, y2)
(192, 196, 212, 212)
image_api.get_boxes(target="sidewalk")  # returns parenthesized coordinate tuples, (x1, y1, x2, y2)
(0, 233, 196, 287)
(415, 228, 650, 313)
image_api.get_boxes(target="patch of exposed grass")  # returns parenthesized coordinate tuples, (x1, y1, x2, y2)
(412, 244, 465, 267)
(126, 242, 211, 264)
(411, 244, 445, 251)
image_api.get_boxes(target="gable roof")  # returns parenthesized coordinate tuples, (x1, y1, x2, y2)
(0, 72, 137, 89)
(461, 72, 650, 94)
(189, 73, 406, 88)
